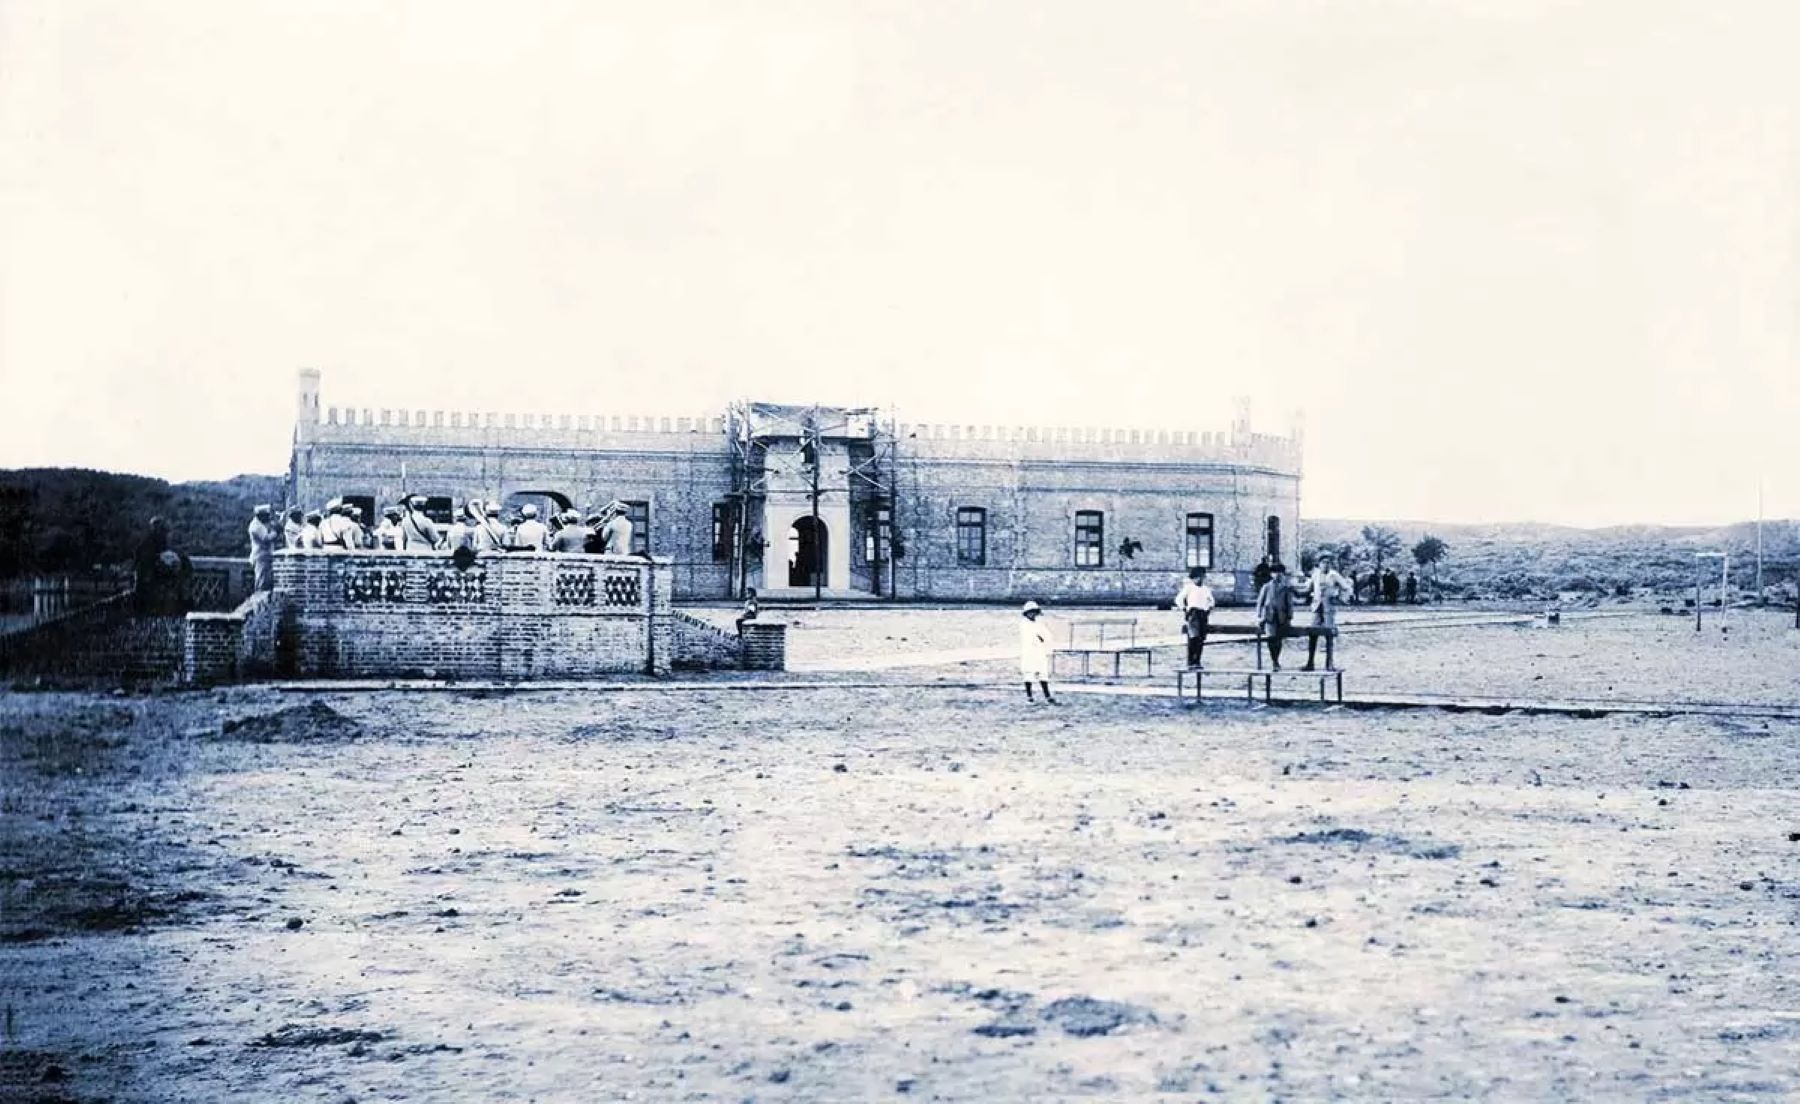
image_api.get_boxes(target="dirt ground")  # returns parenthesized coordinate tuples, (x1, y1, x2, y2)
(5, 617, 1800, 1102)
(701, 606, 1800, 708)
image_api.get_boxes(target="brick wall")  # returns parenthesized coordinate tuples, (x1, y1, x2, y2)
(289, 376, 1303, 605)
(272, 549, 671, 680)
(669, 611, 745, 670)
(0, 594, 186, 682)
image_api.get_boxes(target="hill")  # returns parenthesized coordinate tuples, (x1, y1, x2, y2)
(1304, 518, 1800, 601)
(0, 468, 284, 577)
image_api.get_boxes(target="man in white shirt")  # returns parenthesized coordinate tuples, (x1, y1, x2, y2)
(1175, 568, 1217, 668)
(600, 501, 634, 556)
(512, 504, 548, 551)
(398, 497, 441, 550)
(473, 503, 508, 552)
(1298, 554, 1352, 671)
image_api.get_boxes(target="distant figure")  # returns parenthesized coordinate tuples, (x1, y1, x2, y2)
(600, 501, 634, 556)
(1298, 554, 1351, 671)
(133, 516, 171, 613)
(374, 507, 404, 550)
(1019, 600, 1057, 703)
(1255, 561, 1295, 670)
(445, 501, 478, 553)
(298, 511, 324, 549)
(319, 500, 356, 550)
(1405, 571, 1418, 604)
(513, 504, 548, 551)
(549, 511, 591, 553)
(736, 587, 760, 634)
(582, 512, 607, 554)
(473, 502, 507, 552)
(1382, 569, 1400, 605)
(247, 505, 279, 592)
(1175, 568, 1216, 669)
(283, 507, 305, 550)
(1253, 556, 1273, 597)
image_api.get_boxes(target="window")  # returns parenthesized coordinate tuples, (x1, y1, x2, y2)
(863, 502, 892, 564)
(1074, 510, 1104, 567)
(1185, 513, 1214, 570)
(712, 503, 736, 563)
(625, 501, 650, 555)
(956, 507, 987, 566)
(419, 496, 453, 525)
(342, 494, 376, 526)
(1265, 515, 1281, 560)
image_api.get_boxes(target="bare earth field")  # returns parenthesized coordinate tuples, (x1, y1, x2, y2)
(4, 614, 1800, 1102)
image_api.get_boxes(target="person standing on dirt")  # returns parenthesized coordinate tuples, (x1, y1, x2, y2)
(1019, 600, 1057, 703)
(1382, 569, 1400, 605)
(1175, 568, 1216, 669)
(1405, 571, 1419, 604)
(1255, 561, 1295, 670)
(247, 505, 279, 591)
(1297, 554, 1350, 671)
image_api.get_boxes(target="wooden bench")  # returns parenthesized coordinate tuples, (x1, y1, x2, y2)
(1178, 664, 1344, 704)
(1053, 617, 1154, 678)
(1176, 625, 1343, 704)
(1200, 623, 1337, 671)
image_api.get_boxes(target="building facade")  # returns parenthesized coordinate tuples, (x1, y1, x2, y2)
(288, 370, 1304, 603)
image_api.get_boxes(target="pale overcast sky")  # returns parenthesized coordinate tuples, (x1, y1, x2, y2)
(1, 1, 1795, 525)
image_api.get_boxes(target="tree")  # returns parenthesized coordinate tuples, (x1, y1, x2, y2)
(1412, 534, 1449, 589)
(1361, 525, 1403, 574)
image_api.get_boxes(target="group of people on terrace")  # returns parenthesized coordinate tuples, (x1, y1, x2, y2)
(245, 498, 637, 591)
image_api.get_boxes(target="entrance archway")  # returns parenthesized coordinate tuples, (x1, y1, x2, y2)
(788, 516, 828, 588)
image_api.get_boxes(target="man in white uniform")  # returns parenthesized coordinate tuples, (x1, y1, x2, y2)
(512, 504, 548, 551)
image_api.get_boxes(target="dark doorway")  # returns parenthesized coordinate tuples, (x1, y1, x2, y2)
(788, 516, 828, 588)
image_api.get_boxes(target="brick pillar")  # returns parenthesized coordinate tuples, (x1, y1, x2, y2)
(740, 622, 786, 671)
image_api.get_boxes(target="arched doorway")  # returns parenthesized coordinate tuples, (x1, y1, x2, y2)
(788, 516, 828, 588)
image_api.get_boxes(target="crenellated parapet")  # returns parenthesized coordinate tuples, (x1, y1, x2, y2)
(895, 422, 1303, 474)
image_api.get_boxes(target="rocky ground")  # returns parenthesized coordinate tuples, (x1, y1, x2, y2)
(4, 615, 1800, 1101)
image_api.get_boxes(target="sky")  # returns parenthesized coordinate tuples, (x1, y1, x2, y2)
(1, 0, 1795, 526)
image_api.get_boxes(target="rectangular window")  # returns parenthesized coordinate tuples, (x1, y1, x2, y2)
(956, 507, 987, 565)
(417, 496, 454, 525)
(863, 502, 891, 564)
(711, 503, 736, 563)
(1185, 512, 1214, 570)
(1074, 510, 1104, 567)
(625, 501, 650, 555)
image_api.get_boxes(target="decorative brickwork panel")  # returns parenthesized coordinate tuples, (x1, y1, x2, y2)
(426, 569, 487, 604)
(341, 568, 405, 604)
(601, 572, 641, 607)
(553, 569, 598, 606)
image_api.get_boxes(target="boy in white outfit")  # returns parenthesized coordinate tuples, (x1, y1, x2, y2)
(1019, 601, 1057, 703)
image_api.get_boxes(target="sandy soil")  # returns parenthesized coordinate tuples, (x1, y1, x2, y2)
(694, 606, 1800, 708)
(5, 674, 1800, 1101)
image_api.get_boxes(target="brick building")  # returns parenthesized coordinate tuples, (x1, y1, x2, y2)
(288, 370, 1304, 603)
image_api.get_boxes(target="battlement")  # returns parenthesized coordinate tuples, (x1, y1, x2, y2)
(895, 422, 1304, 473)
(291, 371, 1302, 472)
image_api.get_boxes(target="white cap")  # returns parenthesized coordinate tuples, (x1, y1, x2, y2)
(521, 504, 538, 518)
(1022, 600, 1041, 614)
